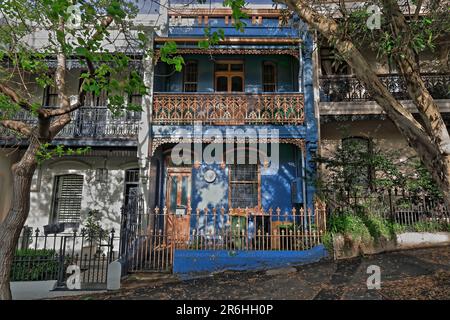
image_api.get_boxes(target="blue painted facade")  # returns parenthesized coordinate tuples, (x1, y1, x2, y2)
(155, 55, 299, 93)
(148, 2, 322, 273)
(173, 245, 328, 278)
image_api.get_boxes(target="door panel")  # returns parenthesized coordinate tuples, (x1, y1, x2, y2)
(166, 169, 192, 246)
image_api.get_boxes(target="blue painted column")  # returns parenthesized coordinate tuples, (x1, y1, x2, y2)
(300, 22, 318, 214)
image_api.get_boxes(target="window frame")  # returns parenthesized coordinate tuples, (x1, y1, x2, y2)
(214, 60, 245, 92)
(341, 136, 373, 189)
(43, 84, 59, 107)
(228, 149, 261, 210)
(183, 60, 199, 92)
(262, 61, 277, 92)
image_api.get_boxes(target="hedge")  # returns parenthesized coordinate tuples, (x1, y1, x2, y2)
(11, 249, 59, 281)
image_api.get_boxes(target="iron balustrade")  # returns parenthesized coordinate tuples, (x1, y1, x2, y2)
(319, 73, 450, 102)
(152, 92, 305, 125)
(0, 107, 140, 140)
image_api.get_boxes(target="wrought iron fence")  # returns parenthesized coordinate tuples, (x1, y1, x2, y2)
(328, 188, 449, 227)
(320, 73, 450, 102)
(119, 195, 327, 273)
(12, 227, 119, 289)
(1, 107, 140, 140)
(152, 92, 305, 125)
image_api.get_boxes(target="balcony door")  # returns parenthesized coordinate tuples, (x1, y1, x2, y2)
(215, 61, 244, 92)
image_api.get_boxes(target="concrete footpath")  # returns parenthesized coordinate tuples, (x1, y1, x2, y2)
(50, 246, 450, 300)
(11, 281, 106, 300)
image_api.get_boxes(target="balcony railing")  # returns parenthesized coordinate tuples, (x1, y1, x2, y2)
(152, 92, 305, 125)
(319, 73, 450, 102)
(0, 107, 140, 141)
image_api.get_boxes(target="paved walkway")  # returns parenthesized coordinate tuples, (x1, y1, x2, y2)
(53, 246, 450, 300)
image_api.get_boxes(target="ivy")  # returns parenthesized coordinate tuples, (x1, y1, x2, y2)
(36, 144, 91, 165)
(160, 41, 185, 72)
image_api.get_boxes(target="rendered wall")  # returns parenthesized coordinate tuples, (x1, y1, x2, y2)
(0, 149, 19, 223)
(25, 155, 138, 231)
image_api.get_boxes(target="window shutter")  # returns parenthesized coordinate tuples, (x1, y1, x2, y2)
(53, 175, 84, 223)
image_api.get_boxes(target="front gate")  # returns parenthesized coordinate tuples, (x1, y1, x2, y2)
(13, 227, 118, 290)
(120, 193, 174, 273)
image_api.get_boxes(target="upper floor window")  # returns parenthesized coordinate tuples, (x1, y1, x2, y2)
(215, 61, 244, 92)
(262, 62, 277, 92)
(79, 71, 108, 106)
(320, 47, 350, 76)
(183, 61, 198, 92)
(51, 174, 84, 224)
(43, 85, 58, 107)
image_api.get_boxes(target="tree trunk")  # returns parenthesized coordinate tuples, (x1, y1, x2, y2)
(0, 142, 39, 300)
(280, 0, 450, 208)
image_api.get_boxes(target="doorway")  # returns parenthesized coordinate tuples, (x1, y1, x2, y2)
(165, 168, 192, 245)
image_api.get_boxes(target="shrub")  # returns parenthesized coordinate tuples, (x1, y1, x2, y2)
(361, 214, 394, 240)
(411, 220, 447, 232)
(322, 232, 334, 252)
(11, 249, 59, 281)
(328, 213, 371, 242)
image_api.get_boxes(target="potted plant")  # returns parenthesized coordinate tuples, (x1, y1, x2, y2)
(81, 210, 108, 259)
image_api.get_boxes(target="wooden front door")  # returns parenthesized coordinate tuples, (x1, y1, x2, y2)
(166, 169, 192, 246)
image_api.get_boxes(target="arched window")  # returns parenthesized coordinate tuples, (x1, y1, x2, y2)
(51, 174, 84, 224)
(262, 61, 277, 92)
(183, 60, 198, 92)
(341, 137, 372, 188)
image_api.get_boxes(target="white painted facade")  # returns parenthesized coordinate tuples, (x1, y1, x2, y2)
(22, 150, 138, 232)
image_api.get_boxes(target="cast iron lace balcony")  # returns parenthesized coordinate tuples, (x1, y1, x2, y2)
(152, 92, 305, 125)
(319, 73, 450, 102)
(0, 107, 140, 140)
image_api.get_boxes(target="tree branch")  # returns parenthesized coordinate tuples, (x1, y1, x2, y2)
(0, 83, 34, 112)
(42, 16, 114, 118)
(413, 0, 423, 20)
(279, 0, 444, 165)
(381, 0, 450, 154)
(0, 120, 32, 136)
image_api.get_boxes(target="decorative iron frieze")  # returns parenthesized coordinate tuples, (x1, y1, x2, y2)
(151, 136, 305, 156)
(154, 48, 299, 61)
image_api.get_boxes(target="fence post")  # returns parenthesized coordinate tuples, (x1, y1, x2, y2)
(57, 236, 67, 287)
(109, 228, 115, 264)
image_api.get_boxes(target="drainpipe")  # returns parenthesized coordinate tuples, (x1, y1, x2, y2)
(298, 41, 308, 222)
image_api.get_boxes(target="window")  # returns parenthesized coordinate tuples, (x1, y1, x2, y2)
(43, 85, 58, 107)
(262, 62, 277, 92)
(342, 137, 372, 189)
(51, 175, 83, 224)
(319, 47, 350, 76)
(124, 168, 140, 206)
(229, 163, 260, 208)
(183, 61, 198, 92)
(79, 71, 108, 106)
(215, 61, 244, 92)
